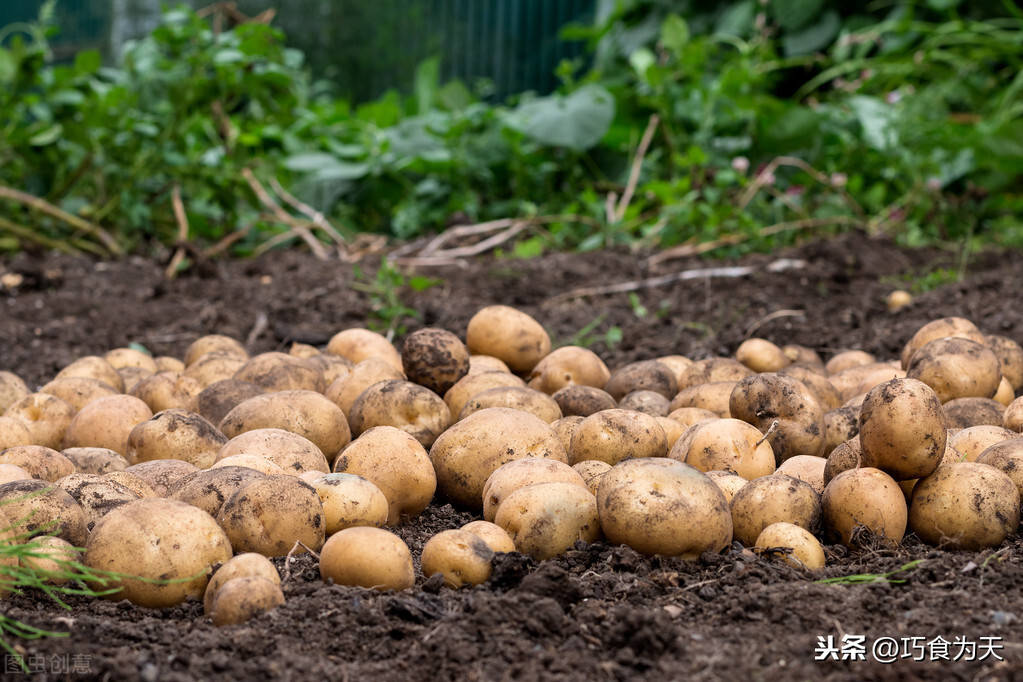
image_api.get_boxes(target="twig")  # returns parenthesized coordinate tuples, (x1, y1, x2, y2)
(164, 185, 189, 280)
(388, 257, 470, 268)
(755, 420, 780, 448)
(245, 312, 269, 350)
(426, 221, 529, 258)
(242, 168, 329, 260)
(283, 540, 320, 583)
(202, 225, 252, 258)
(616, 114, 659, 222)
(269, 177, 347, 247)
(737, 155, 864, 217)
(744, 310, 805, 339)
(420, 218, 516, 255)
(0, 185, 122, 255)
(251, 230, 300, 257)
(0, 216, 77, 254)
(605, 191, 617, 228)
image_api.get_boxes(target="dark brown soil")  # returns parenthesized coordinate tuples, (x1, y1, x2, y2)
(2, 232, 1023, 681)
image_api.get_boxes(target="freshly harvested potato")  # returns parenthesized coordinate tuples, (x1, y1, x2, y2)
(829, 363, 906, 403)
(126, 409, 226, 468)
(209, 576, 285, 626)
(569, 409, 667, 466)
(216, 475, 325, 556)
(618, 390, 670, 417)
(825, 350, 875, 375)
(0, 463, 32, 485)
(233, 352, 324, 393)
(482, 458, 586, 522)
(900, 317, 986, 369)
(656, 416, 686, 448)
(443, 371, 526, 418)
(203, 552, 281, 614)
(886, 289, 913, 312)
(429, 407, 567, 509)
(103, 470, 158, 498)
(289, 342, 320, 359)
(55, 473, 140, 528)
(319, 527, 414, 591)
(0, 445, 74, 481)
(326, 328, 404, 372)
(0, 371, 30, 413)
(821, 467, 906, 546)
(123, 459, 199, 496)
(324, 358, 406, 417)
(705, 470, 749, 504)
(210, 455, 286, 476)
(465, 305, 551, 373)
(494, 482, 600, 560)
(195, 379, 265, 427)
(170, 466, 267, 518)
(676, 358, 753, 391)
(348, 380, 450, 447)
(184, 334, 248, 366)
(219, 390, 351, 462)
(332, 426, 436, 525)
(1006, 397, 1023, 433)
(0, 479, 88, 544)
(754, 522, 826, 570)
(735, 338, 790, 373)
(154, 356, 185, 373)
(527, 346, 610, 394)
(309, 473, 388, 535)
(551, 385, 616, 417)
(910, 462, 1019, 550)
(20, 536, 79, 584)
(458, 386, 561, 423)
(0, 416, 33, 450)
(948, 425, 1016, 461)
(421, 529, 495, 588)
(858, 378, 947, 480)
(986, 334, 1023, 393)
(906, 337, 1001, 403)
(730, 374, 826, 462)
(824, 438, 861, 484)
(468, 355, 511, 375)
(84, 498, 232, 607)
(62, 395, 154, 455)
(775, 455, 828, 494)
(943, 397, 1005, 428)
(597, 458, 732, 558)
(730, 474, 821, 546)
(105, 347, 157, 373)
(976, 439, 1023, 499)
(551, 416, 584, 454)
(670, 418, 775, 480)
(5, 393, 75, 450)
(669, 382, 736, 418)
(39, 377, 119, 414)
(604, 361, 677, 401)
(994, 378, 1015, 407)
(780, 366, 842, 410)
(461, 520, 516, 553)
(572, 460, 612, 497)
(822, 406, 860, 454)
(131, 371, 204, 414)
(183, 352, 248, 388)
(401, 328, 470, 395)
(667, 407, 719, 428)
(307, 353, 353, 386)
(782, 345, 824, 371)
(55, 356, 124, 392)
(654, 355, 694, 389)
(217, 428, 329, 475)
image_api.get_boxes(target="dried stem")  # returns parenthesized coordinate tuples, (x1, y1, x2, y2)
(164, 184, 189, 279)
(0, 185, 122, 255)
(616, 114, 660, 222)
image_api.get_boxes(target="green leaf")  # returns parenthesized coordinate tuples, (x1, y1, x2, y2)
(782, 10, 841, 56)
(414, 56, 440, 115)
(715, 1, 755, 38)
(408, 276, 442, 292)
(0, 48, 15, 83)
(28, 124, 62, 146)
(629, 47, 656, 80)
(848, 96, 898, 151)
(73, 49, 101, 74)
(770, 0, 825, 32)
(512, 236, 545, 259)
(926, 0, 962, 9)
(213, 48, 245, 65)
(660, 14, 689, 58)
(505, 84, 615, 152)
(284, 153, 369, 180)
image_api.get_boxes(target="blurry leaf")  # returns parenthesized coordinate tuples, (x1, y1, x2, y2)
(505, 84, 615, 151)
(128, 342, 151, 355)
(356, 90, 402, 127)
(848, 96, 898, 150)
(782, 11, 841, 56)
(629, 47, 656, 80)
(715, 1, 755, 37)
(408, 276, 441, 292)
(284, 153, 369, 180)
(0, 48, 13, 83)
(927, 0, 962, 9)
(213, 48, 245, 65)
(28, 124, 62, 146)
(512, 236, 545, 259)
(770, 0, 825, 32)
(73, 49, 101, 74)
(437, 81, 472, 111)
(932, 148, 975, 187)
(604, 326, 623, 348)
(660, 14, 689, 58)
(414, 56, 440, 115)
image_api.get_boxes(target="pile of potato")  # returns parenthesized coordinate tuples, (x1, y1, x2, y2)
(2, 304, 1023, 618)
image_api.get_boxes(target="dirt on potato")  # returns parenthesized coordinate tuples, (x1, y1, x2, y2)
(2, 231, 1023, 681)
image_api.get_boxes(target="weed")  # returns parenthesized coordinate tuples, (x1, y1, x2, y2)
(816, 559, 925, 586)
(351, 258, 440, 340)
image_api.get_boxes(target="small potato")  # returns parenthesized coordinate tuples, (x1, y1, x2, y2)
(184, 334, 248, 366)
(289, 343, 320, 359)
(465, 306, 551, 373)
(948, 425, 1016, 461)
(203, 552, 280, 614)
(906, 337, 1001, 403)
(994, 378, 1015, 408)
(1006, 397, 1023, 433)
(458, 386, 561, 423)
(217, 475, 325, 556)
(443, 371, 526, 418)
(55, 356, 124, 392)
(735, 338, 790, 373)
(131, 371, 204, 414)
(668, 382, 736, 418)
(754, 522, 825, 570)
(326, 328, 403, 372)
(421, 529, 495, 588)
(154, 356, 185, 373)
(618, 390, 670, 417)
(184, 352, 248, 389)
(319, 527, 414, 590)
(729, 474, 820, 547)
(976, 439, 1023, 500)
(171, 466, 268, 518)
(468, 355, 511, 375)
(324, 358, 406, 417)
(0, 479, 88, 544)
(669, 418, 775, 480)
(196, 379, 265, 427)
(63, 395, 154, 456)
(775, 455, 828, 494)
(332, 426, 436, 525)
(233, 352, 324, 393)
(780, 366, 842, 410)
(39, 377, 119, 414)
(910, 462, 1019, 550)
(123, 459, 199, 497)
(943, 397, 1005, 429)
(209, 576, 285, 626)
(824, 438, 861, 485)
(900, 317, 986, 369)
(656, 416, 686, 449)
(494, 482, 600, 560)
(55, 473, 140, 528)
(729, 374, 826, 462)
(310, 473, 388, 535)
(0, 416, 33, 450)
(211, 455, 286, 476)
(569, 409, 667, 466)
(782, 345, 824, 371)
(20, 536, 79, 584)
(677, 358, 753, 391)
(84, 498, 232, 608)
(858, 378, 946, 480)
(0, 463, 32, 485)
(705, 470, 748, 504)
(461, 520, 516, 553)
(0, 371, 30, 413)
(551, 416, 584, 454)
(401, 328, 470, 395)
(219, 390, 351, 463)
(5, 393, 75, 450)
(551, 385, 616, 417)
(655, 355, 694, 389)
(886, 289, 913, 312)
(0, 445, 74, 481)
(572, 460, 612, 497)
(482, 458, 586, 522)
(825, 350, 875, 376)
(823, 406, 860, 454)
(527, 346, 610, 394)
(604, 361, 677, 401)
(126, 409, 226, 468)
(597, 458, 732, 558)
(218, 428, 329, 475)
(667, 407, 719, 428)
(986, 334, 1023, 393)
(821, 467, 906, 546)
(348, 380, 450, 447)
(105, 347, 158, 373)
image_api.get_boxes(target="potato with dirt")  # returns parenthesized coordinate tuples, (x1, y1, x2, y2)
(169, 466, 267, 518)
(196, 379, 265, 426)
(676, 357, 753, 391)
(203, 552, 281, 614)
(465, 305, 551, 373)
(669, 418, 775, 480)
(821, 467, 907, 546)
(348, 379, 450, 447)
(0, 445, 74, 481)
(551, 385, 617, 417)
(126, 409, 226, 469)
(184, 335, 248, 367)
(942, 397, 1005, 428)
(0, 479, 88, 545)
(669, 382, 736, 417)
(986, 334, 1023, 393)
(618, 390, 671, 417)
(858, 378, 946, 480)
(324, 358, 405, 417)
(754, 522, 826, 570)
(729, 474, 821, 547)
(775, 455, 828, 494)
(568, 409, 667, 466)
(123, 459, 199, 496)
(218, 428, 329, 475)
(131, 371, 205, 414)
(209, 576, 285, 626)
(604, 360, 677, 401)
(63, 395, 154, 455)
(5, 392, 76, 450)
(900, 317, 987, 369)
(219, 390, 351, 463)
(216, 475, 325, 556)
(735, 338, 790, 373)
(421, 529, 496, 588)
(729, 374, 826, 462)
(906, 337, 1001, 403)
(319, 527, 414, 591)
(458, 385, 562, 423)
(308, 473, 388, 535)
(39, 377, 120, 414)
(482, 457, 586, 522)
(55, 473, 141, 528)
(494, 481, 600, 560)
(401, 327, 470, 395)
(55, 356, 124, 392)
(527, 346, 610, 394)
(233, 352, 325, 393)
(0, 371, 30, 414)
(326, 328, 403, 372)
(0, 416, 33, 451)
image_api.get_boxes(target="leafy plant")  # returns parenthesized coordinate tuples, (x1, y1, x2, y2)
(351, 258, 440, 339)
(817, 559, 925, 585)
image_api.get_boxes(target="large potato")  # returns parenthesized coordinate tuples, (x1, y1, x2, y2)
(63, 395, 154, 455)
(568, 409, 667, 466)
(55, 473, 140, 528)
(170, 466, 267, 518)
(126, 409, 226, 468)
(348, 380, 450, 447)
(482, 458, 586, 522)
(55, 356, 124, 392)
(0, 416, 33, 450)
(604, 361, 677, 401)
(131, 371, 204, 414)
(729, 374, 826, 462)
(324, 358, 405, 417)
(900, 317, 986, 369)
(218, 428, 329, 475)
(910, 462, 1019, 550)
(5, 393, 75, 450)
(216, 475, 325, 556)
(123, 459, 199, 497)
(906, 337, 1001, 403)
(0, 371, 30, 413)
(729, 474, 821, 546)
(948, 425, 1016, 461)
(401, 328, 470, 395)
(986, 334, 1023, 393)
(527, 346, 610, 394)
(309, 473, 388, 535)
(465, 306, 551, 373)
(233, 352, 325, 393)
(735, 338, 790, 373)
(184, 334, 248, 366)
(551, 385, 617, 417)
(821, 467, 906, 546)
(39, 377, 120, 414)
(219, 390, 351, 463)
(943, 397, 1005, 429)
(0, 445, 74, 481)
(183, 352, 248, 388)
(858, 378, 946, 480)
(668, 382, 736, 418)
(319, 527, 414, 591)
(444, 371, 527, 418)
(494, 482, 600, 560)
(60, 447, 128, 475)
(677, 358, 753, 391)
(458, 386, 561, 423)
(196, 379, 265, 427)
(669, 418, 775, 480)
(0, 479, 88, 545)
(326, 328, 404, 372)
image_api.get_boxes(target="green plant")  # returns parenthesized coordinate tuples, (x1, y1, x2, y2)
(351, 258, 440, 339)
(816, 559, 925, 585)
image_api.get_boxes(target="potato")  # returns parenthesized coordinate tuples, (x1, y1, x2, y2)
(155, 356, 185, 373)
(184, 352, 248, 389)
(233, 352, 324, 393)
(104, 347, 157, 373)
(572, 460, 612, 497)
(63, 395, 153, 456)
(829, 363, 906, 403)
(203, 552, 281, 614)
(667, 407, 719, 428)
(211, 455, 286, 476)
(465, 306, 551, 373)
(131, 371, 204, 414)
(821, 467, 906, 546)
(656, 416, 686, 449)
(400, 328, 470, 395)
(84, 498, 231, 607)
(986, 334, 1023, 393)
(824, 438, 861, 484)
(20, 536, 79, 584)
(124, 409, 226, 469)
(429, 407, 567, 509)
(976, 439, 1023, 500)
(775, 455, 828, 494)
(994, 378, 1015, 407)
(782, 345, 824, 371)
(332, 426, 436, 525)
(857, 378, 946, 480)
(55, 473, 140, 528)
(55, 356, 124, 392)
(0, 479, 88, 545)
(618, 390, 670, 417)
(196, 379, 265, 427)
(170, 466, 267, 518)
(348, 380, 450, 447)
(551, 385, 616, 417)
(729, 374, 826, 462)
(822, 406, 860, 454)
(494, 482, 600, 560)
(217, 475, 325, 556)
(0, 416, 32, 450)
(886, 289, 913, 312)
(910, 462, 1019, 550)
(103, 471, 158, 498)
(482, 458, 586, 522)
(0, 463, 32, 485)
(901, 317, 986, 369)
(526, 346, 610, 394)
(1007, 397, 1023, 433)
(218, 428, 329, 475)
(421, 529, 495, 588)
(324, 358, 406, 417)
(319, 527, 414, 590)
(123, 459, 199, 497)
(326, 328, 403, 372)
(669, 382, 736, 418)
(677, 357, 753, 391)
(443, 371, 526, 418)
(754, 522, 826, 570)
(39, 377, 120, 414)
(460, 520, 516, 554)
(458, 386, 561, 423)
(655, 356, 694, 388)
(0, 371, 30, 413)
(729, 475, 820, 547)
(5, 393, 75, 450)
(219, 390, 351, 463)
(780, 366, 842, 410)
(705, 470, 749, 504)
(468, 355, 511, 375)
(309, 473, 388, 535)
(569, 409, 667, 466)
(0, 445, 74, 481)
(670, 418, 775, 480)
(597, 458, 732, 558)
(948, 425, 1016, 462)
(825, 350, 875, 376)
(907, 337, 1001, 403)
(209, 576, 285, 626)
(735, 338, 790, 373)
(551, 416, 584, 454)
(289, 343, 321, 359)
(184, 334, 248, 366)
(943, 397, 1005, 428)
(604, 360, 677, 401)
(307, 353, 353, 387)
(118, 366, 152, 394)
